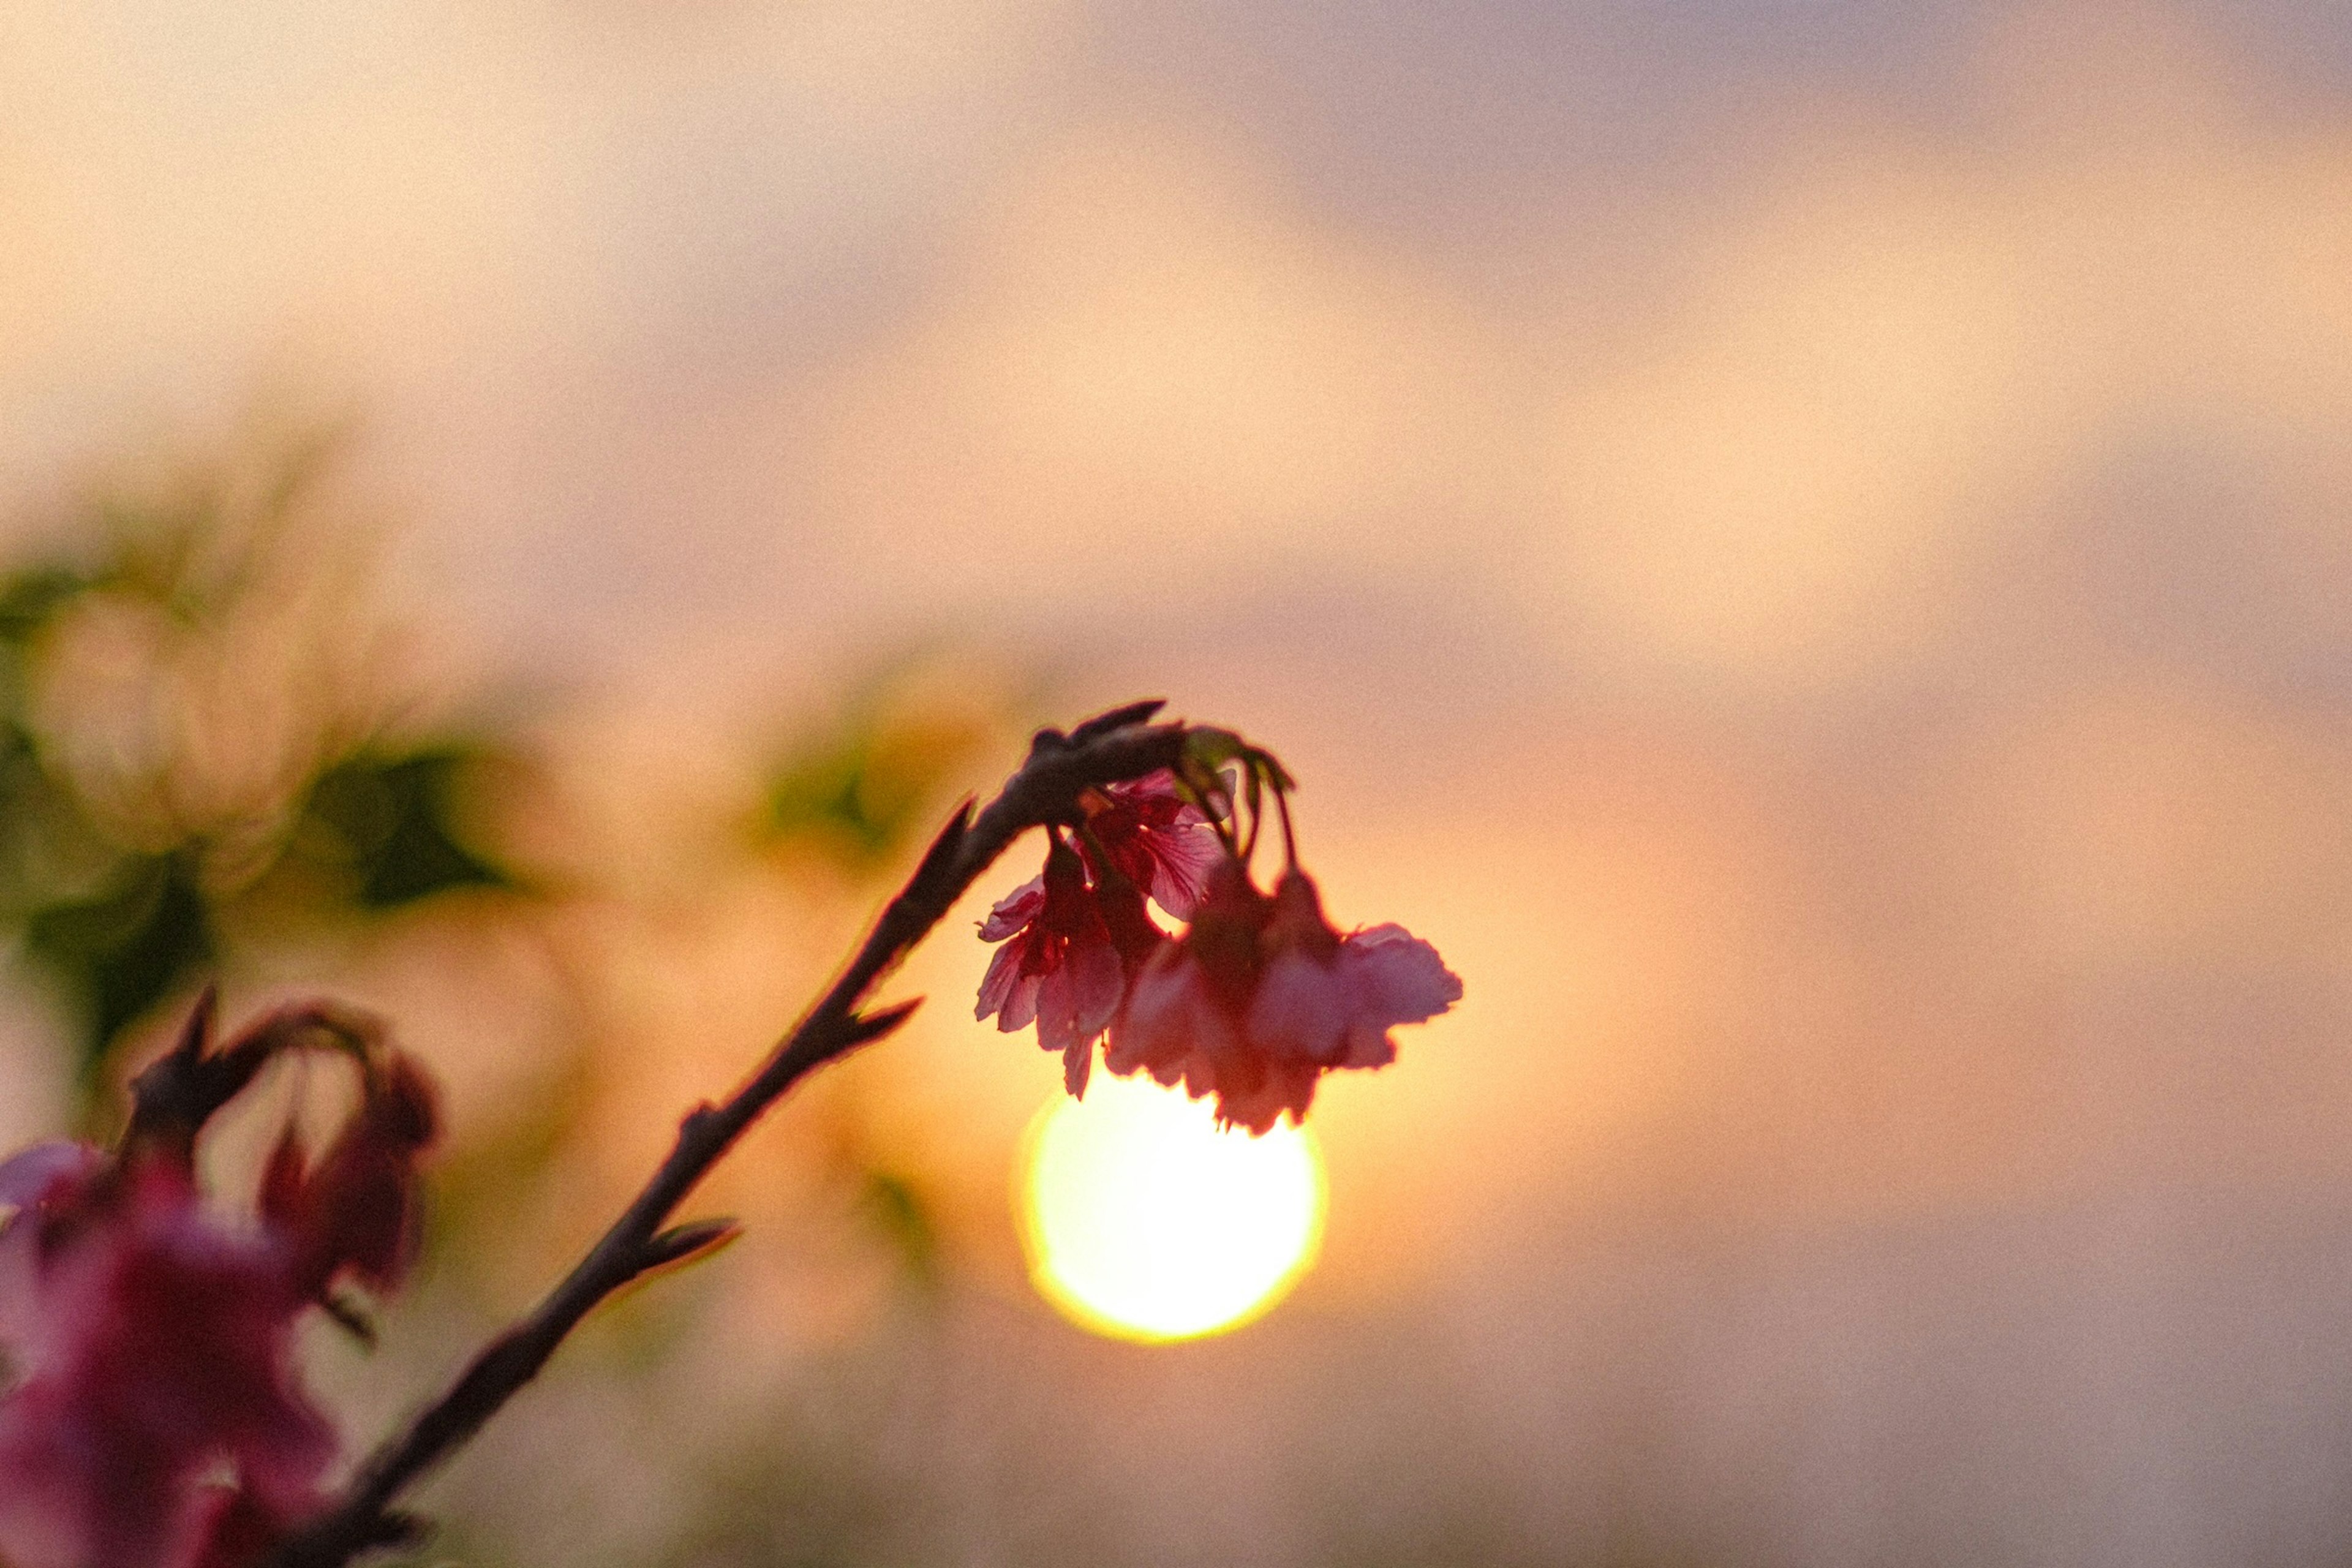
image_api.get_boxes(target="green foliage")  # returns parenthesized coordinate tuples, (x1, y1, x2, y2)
(763, 705, 990, 873)
(4, 741, 514, 1084)
(858, 1168, 940, 1292)
(0, 563, 102, 917)
(0, 556, 178, 1079)
(20, 854, 214, 1085)
(0, 445, 524, 1085)
(0, 566, 95, 644)
(0, 721, 96, 916)
(294, 749, 510, 909)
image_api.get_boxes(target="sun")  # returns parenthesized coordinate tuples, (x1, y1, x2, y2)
(1016, 1069, 1326, 1343)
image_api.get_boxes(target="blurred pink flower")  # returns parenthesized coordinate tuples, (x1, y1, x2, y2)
(1107, 862, 1460, 1134)
(0, 1147, 331, 1568)
(977, 837, 1128, 1095)
(1079, 767, 1223, 919)
(261, 1050, 440, 1304)
(1248, 873, 1463, 1069)
(0, 1033, 441, 1568)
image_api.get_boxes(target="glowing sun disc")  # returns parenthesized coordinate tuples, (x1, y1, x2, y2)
(1017, 1071, 1326, 1343)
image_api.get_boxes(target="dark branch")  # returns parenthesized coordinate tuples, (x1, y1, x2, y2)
(123, 990, 383, 1163)
(266, 707, 1185, 1567)
(1066, 698, 1164, 745)
(633, 1217, 743, 1278)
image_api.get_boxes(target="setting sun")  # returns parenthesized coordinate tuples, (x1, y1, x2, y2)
(1017, 1070, 1326, 1343)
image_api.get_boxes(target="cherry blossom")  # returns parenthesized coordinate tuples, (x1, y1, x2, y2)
(1105, 861, 1459, 1134)
(262, 1051, 440, 1304)
(1076, 767, 1223, 919)
(976, 728, 1461, 1134)
(0, 1149, 332, 1568)
(976, 836, 1131, 1096)
(1247, 872, 1463, 1071)
(0, 1012, 440, 1568)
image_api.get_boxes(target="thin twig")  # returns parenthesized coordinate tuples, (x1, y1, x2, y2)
(267, 712, 1186, 1567)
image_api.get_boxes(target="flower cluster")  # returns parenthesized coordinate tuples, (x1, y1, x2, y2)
(0, 1001, 439, 1568)
(977, 740, 1460, 1133)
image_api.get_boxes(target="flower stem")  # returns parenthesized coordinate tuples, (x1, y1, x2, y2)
(1268, 772, 1298, 869)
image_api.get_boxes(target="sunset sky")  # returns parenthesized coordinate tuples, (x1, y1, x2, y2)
(8, 2, 2352, 1562)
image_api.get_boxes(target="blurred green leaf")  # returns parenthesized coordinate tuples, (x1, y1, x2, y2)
(859, 1168, 940, 1292)
(764, 710, 988, 872)
(0, 565, 94, 646)
(295, 749, 510, 910)
(21, 853, 213, 1083)
(0, 723, 88, 916)
(0, 437, 540, 1095)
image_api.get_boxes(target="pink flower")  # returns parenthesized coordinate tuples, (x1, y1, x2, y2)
(0, 1142, 107, 1357)
(976, 837, 1128, 1096)
(1247, 873, 1463, 1070)
(261, 1050, 440, 1305)
(1106, 862, 1459, 1134)
(0, 1150, 332, 1568)
(0, 1013, 442, 1568)
(1078, 768, 1223, 919)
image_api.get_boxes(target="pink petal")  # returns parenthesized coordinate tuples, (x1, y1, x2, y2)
(1107, 769, 1183, 813)
(1106, 951, 1206, 1077)
(0, 1232, 38, 1359)
(1036, 938, 1123, 1055)
(1245, 952, 1354, 1063)
(1340, 1022, 1398, 1069)
(974, 940, 1029, 1022)
(0, 1144, 100, 1211)
(0, 1396, 103, 1568)
(977, 877, 1046, 942)
(1115, 951, 1243, 1109)
(1341, 925, 1462, 1026)
(0, 1144, 104, 1355)
(1117, 764, 1234, 824)
(1063, 1040, 1093, 1099)
(0, 1166, 332, 1568)
(1141, 825, 1222, 920)
(1209, 1056, 1317, 1136)
(1180, 1054, 1219, 1101)
(999, 972, 1043, 1033)
(1071, 939, 1128, 1037)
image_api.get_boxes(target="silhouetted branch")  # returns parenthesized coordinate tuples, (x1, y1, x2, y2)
(267, 707, 1185, 1568)
(123, 989, 384, 1163)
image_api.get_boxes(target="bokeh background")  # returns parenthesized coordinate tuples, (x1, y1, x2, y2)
(9, 0, 2352, 1562)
